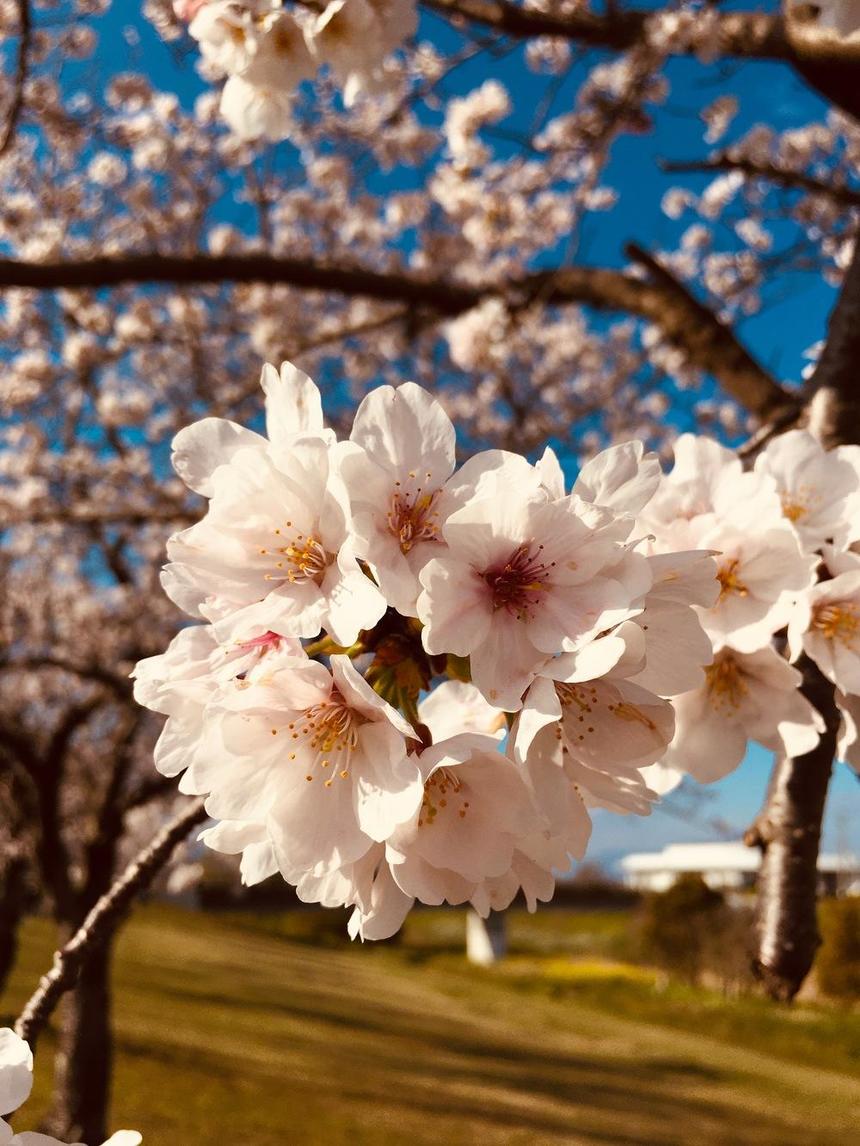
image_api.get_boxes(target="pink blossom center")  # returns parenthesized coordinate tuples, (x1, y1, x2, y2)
(480, 542, 553, 620)
(237, 630, 283, 652)
(387, 483, 441, 554)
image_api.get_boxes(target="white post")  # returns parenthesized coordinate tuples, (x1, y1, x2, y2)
(466, 908, 507, 965)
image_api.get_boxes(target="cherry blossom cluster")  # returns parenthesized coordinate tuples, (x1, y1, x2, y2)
(176, 0, 416, 140)
(0, 1028, 140, 1146)
(130, 359, 845, 940)
(639, 431, 860, 790)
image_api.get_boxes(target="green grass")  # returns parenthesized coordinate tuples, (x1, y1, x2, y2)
(2, 905, 858, 1145)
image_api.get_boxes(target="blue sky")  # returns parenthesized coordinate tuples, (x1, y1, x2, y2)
(84, 5, 859, 864)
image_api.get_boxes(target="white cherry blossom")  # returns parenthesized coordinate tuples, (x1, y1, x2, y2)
(572, 439, 663, 519)
(659, 645, 824, 783)
(198, 818, 278, 886)
(312, 0, 416, 105)
(189, 0, 258, 75)
(169, 360, 331, 494)
(644, 433, 782, 530)
(623, 549, 718, 697)
(210, 655, 423, 875)
(754, 429, 860, 551)
(163, 362, 382, 646)
(220, 75, 296, 141)
(297, 843, 415, 941)
(132, 624, 303, 782)
(418, 680, 505, 741)
(0, 1030, 32, 1120)
(385, 733, 548, 906)
(163, 436, 386, 644)
(514, 627, 676, 779)
(788, 571, 860, 695)
(679, 514, 817, 654)
(340, 382, 456, 616)
(417, 471, 644, 709)
(0, 1028, 141, 1145)
(241, 9, 315, 92)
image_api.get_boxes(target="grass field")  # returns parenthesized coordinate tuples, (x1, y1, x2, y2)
(2, 905, 858, 1145)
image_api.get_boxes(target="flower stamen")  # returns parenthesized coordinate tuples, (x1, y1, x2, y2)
(812, 601, 859, 648)
(418, 767, 468, 826)
(480, 542, 554, 620)
(387, 485, 441, 554)
(705, 655, 748, 712)
(716, 557, 749, 603)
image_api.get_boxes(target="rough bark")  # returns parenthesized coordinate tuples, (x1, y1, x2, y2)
(744, 658, 841, 1000)
(0, 251, 794, 421)
(804, 238, 860, 449)
(40, 935, 114, 1144)
(15, 797, 208, 1049)
(747, 239, 860, 1000)
(13, 794, 206, 1139)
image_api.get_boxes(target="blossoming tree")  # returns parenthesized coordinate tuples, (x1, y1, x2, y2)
(2, 0, 860, 1142)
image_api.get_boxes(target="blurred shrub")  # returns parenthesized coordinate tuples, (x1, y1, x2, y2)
(817, 898, 860, 1000)
(640, 874, 754, 991)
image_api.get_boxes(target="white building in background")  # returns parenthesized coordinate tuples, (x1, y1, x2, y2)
(620, 841, 860, 896)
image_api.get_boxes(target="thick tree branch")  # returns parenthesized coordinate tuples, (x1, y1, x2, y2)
(0, 1, 31, 157)
(0, 656, 134, 700)
(623, 242, 799, 422)
(0, 252, 794, 420)
(661, 156, 860, 210)
(805, 238, 860, 446)
(423, 1, 860, 119)
(14, 796, 207, 1050)
(747, 238, 860, 1001)
(423, 0, 784, 57)
(1, 507, 196, 528)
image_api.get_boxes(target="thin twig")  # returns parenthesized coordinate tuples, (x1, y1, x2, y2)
(661, 155, 860, 210)
(0, 1, 32, 157)
(15, 796, 207, 1049)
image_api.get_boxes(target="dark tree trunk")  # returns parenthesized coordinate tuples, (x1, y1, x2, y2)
(748, 239, 860, 1000)
(40, 931, 114, 1144)
(0, 854, 31, 997)
(746, 659, 841, 1000)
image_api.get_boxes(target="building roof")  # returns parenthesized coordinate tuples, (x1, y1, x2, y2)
(620, 841, 859, 874)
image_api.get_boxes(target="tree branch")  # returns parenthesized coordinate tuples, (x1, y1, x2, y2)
(422, 0, 783, 57)
(0, 251, 795, 420)
(0, 655, 134, 700)
(421, 1, 860, 119)
(0, 507, 196, 527)
(14, 796, 207, 1050)
(805, 237, 860, 447)
(0, 1, 31, 157)
(661, 156, 860, 210)
(623, 242, 799, 422)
